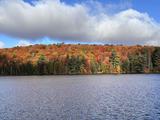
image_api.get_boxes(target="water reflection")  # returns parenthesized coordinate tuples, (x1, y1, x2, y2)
(0, 75, 160, 120)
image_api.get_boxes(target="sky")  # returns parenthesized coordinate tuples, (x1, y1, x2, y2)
(0, 0, 160, 48)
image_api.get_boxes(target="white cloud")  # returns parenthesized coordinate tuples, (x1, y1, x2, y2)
(146, 40, 160, 46)
(0, 41, 4, 48)
(17, 40, 32, 46)
(0, 0, 160, 45)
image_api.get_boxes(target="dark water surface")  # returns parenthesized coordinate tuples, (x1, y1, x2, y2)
(0, 75, 160, 120)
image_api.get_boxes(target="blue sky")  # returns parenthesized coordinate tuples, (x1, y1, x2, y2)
(0, 0, 160, 48)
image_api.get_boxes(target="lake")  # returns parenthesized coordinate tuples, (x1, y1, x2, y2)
(0, 75, 160, 120)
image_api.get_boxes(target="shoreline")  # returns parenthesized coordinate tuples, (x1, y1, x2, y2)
(0, 73, 160, 77)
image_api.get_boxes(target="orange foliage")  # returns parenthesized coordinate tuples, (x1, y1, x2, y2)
(0, 44, 155, 66)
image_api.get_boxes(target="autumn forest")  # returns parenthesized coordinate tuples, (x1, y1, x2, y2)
(0, 44, 160, 75)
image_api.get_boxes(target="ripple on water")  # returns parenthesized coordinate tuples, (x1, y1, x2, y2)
(0, 75, 160, 120)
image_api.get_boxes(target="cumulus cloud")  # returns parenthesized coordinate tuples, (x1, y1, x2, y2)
(0, 41, 4, 48)
(0, 0, 160, 45)
(17, 40, 32, 46)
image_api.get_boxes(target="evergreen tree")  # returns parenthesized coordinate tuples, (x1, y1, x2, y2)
(109, 50, 121, 73)
(47, 61, 54, 75)
(129, 54, 147, 73)
(121, 59, 130, 73)
(152, 47, 160, 71)
(66, 55, 86, 74)
(37, 54, 48, 75)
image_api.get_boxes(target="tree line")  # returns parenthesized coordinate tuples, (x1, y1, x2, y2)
(0, 46, 160, 75)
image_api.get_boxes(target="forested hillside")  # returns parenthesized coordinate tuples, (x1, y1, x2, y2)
(0, 44, 160, 75)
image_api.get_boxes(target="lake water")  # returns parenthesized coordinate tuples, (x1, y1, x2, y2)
(0, 75, 160, 120)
